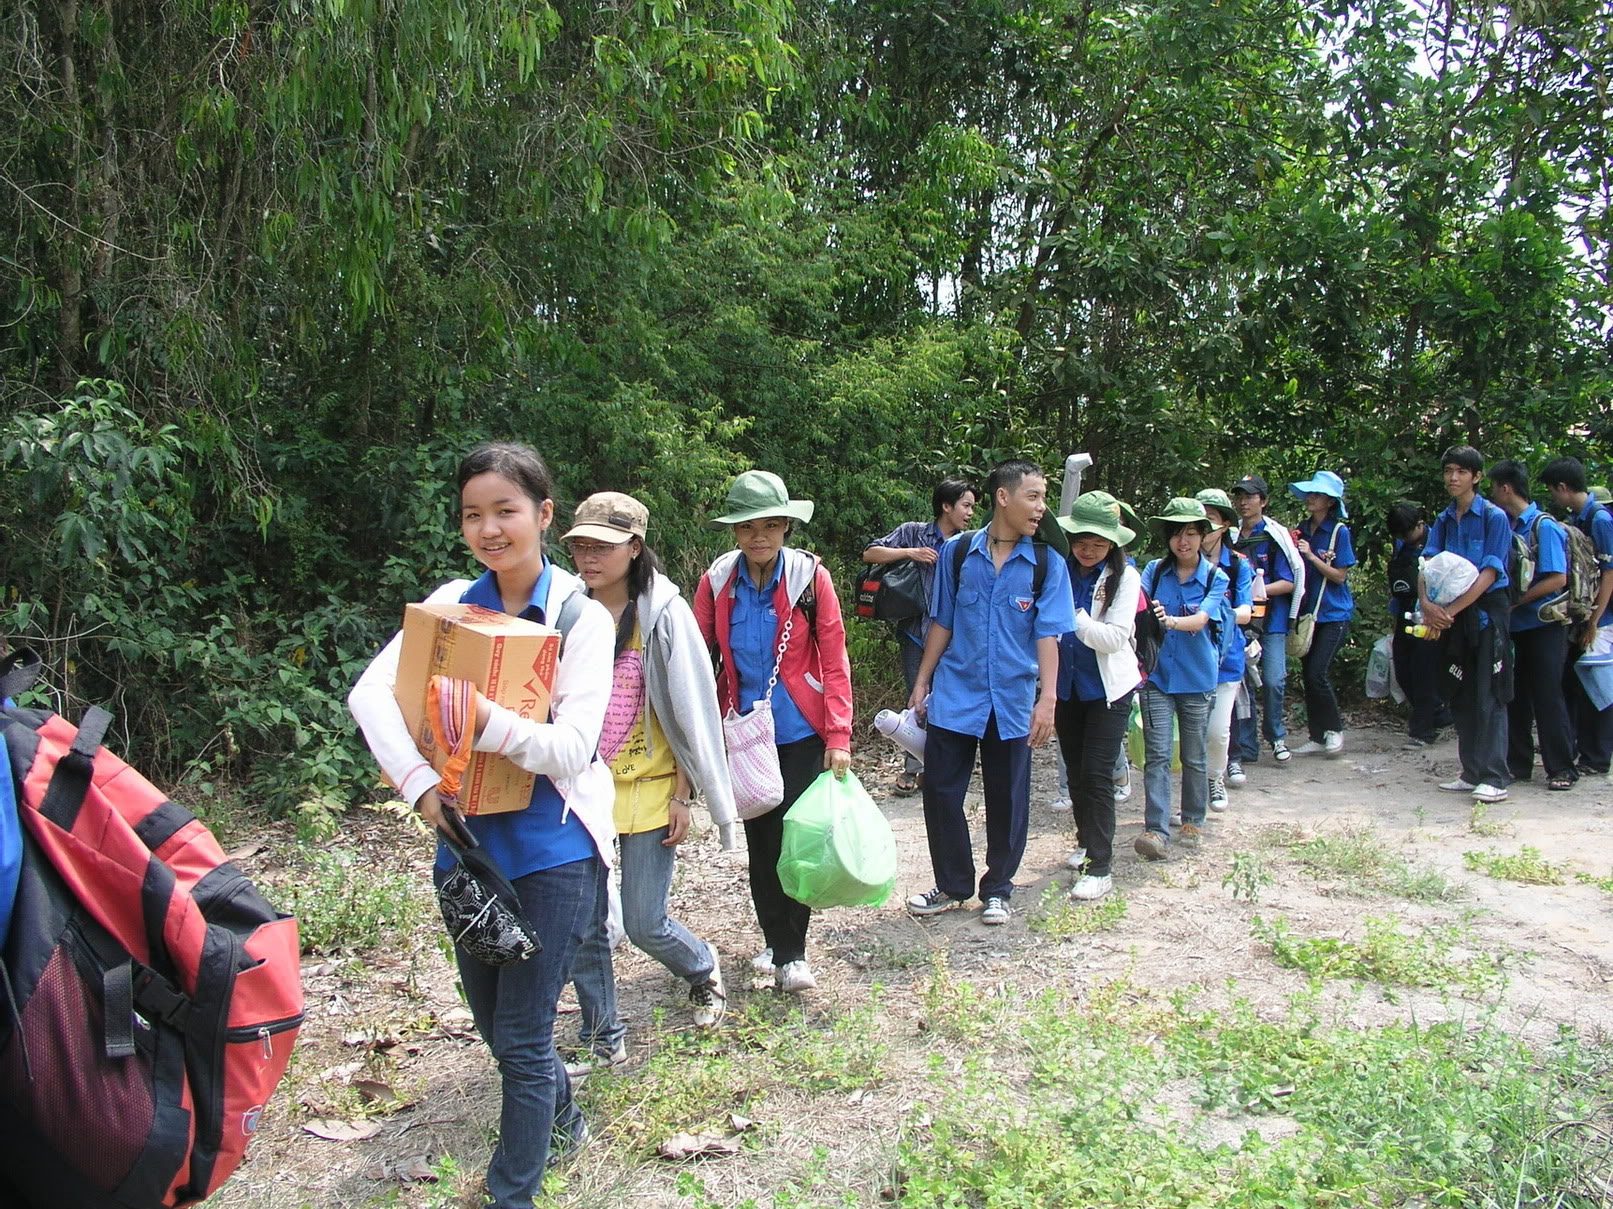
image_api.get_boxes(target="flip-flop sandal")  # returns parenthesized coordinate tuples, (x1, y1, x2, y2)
(894, 772, 919, 795)
(1547, 774, 1575, 791)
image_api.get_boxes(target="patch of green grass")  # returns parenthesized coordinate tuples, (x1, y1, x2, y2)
(263, 845, 422, 954)
(1222, 850, 1274, 902)
(1252, 914, 1506, 993)
(1573, 870, 1613, 894)
(1464, 846, 1567, 886)
(1289, 826, 1460, 902)
(1028, 883, 1127, 939)
(1468, 802, 1516, 838)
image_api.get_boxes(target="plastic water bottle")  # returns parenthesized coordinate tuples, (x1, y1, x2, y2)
(1250, 568, 1268, 624)
(1403, 607, 1436, 641)
(874, 708, 927, 761)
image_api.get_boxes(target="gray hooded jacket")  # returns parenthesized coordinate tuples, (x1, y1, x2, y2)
(638, 570, 739, 850)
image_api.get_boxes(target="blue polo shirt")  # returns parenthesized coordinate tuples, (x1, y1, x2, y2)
(1142, 556, 1228, 695)
(438, 565, 594, 879)
(1234, 519, 1295, 635)
(1425, 495, 1512, 628)
(1296, 516, 1357, 624)
(1511, 504, 1568, 633)
(1055, 560, 1106, 703)
(867, 520, 947, 646)
(929, 530, 1076, 739)
(730, 557, 815, 744)
(1214, 545, 1253, 684)
(1572, 499, 1613, 628)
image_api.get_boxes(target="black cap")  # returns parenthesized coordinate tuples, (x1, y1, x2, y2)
(1231, 475, 1269, 498)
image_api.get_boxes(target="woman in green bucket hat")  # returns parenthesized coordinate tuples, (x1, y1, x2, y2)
(693, 471, 853, 994)
(1134, 498, 1229, 862)
(1051, 494, 1143, 902)
(1194, 489, 1254, 814)
(1288, 470, 1356, 759)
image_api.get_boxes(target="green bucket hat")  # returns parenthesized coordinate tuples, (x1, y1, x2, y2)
(1150, 496, 1212, 541)
(1079, 490, 1144, 535)
(1194, 488, 1238, 527)
(705, 470, 815, 530)
(1058, 494, 1136, 547)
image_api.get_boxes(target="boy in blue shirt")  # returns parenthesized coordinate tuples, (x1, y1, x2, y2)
(1542, 457, 1613, 777)
(906, 460, 1076, 925)
(1489, 460, 1575, 790)
(1420, 446, 1513, 802)
(1230, 475, 1301, 773)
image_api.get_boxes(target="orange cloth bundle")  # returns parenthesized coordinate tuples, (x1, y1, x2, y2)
(426, 675, 479, 807)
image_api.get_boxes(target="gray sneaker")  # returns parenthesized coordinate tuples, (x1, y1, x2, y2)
(689, 942, 726, 1027)
(1208, 776, 1228, 812)
(980, 896, 1011, 925)
(1272, 739, 1292, 762)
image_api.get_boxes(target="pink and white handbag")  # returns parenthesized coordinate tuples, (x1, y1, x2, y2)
(722, 615, 794, 819)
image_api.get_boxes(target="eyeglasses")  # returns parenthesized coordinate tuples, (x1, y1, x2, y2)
(567, 540, 626, 559)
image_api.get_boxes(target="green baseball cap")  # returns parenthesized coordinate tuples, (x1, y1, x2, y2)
(1194, 488, 1238, 526)
(1058, 493, 1136, 546)
(705, 470, 815, 530)
(1150, 496, 1212, 540)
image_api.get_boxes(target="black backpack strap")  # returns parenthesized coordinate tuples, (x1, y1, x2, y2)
(39, 705, 112, 831)
(0, 649, 43, 702)
(950, 529, 976, 595)
(1031, 543, 1048, 598)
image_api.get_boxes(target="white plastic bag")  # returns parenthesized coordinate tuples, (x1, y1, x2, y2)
(1365, 635, 1393, 699)
(1421, 552, 1479, 606)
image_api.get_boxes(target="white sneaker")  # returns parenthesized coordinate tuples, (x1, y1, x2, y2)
(776, 960, 817, 993)
(1291, 739, 1327, 756)
(1225, 761, 1247, 787)
(980, 896, 1011, 925)
(1069, 874, 1113, 901)
(908, 887, 966, 916)
(750, 948, 775, 975)
(1471, 783, 1509, 803)
(1113, 779, 1132, 804)
(1323, 730, 1344, 756)
(1438, 778, 1476, 793)
(1064, 846, 1088, 871)
(689, 942, 726, 1028)
(1048, 795, 1073, 813)
(1208, 777, 1228, 812)
(1272, 740, 1292, 762)
(563, 1041, 627, 1079)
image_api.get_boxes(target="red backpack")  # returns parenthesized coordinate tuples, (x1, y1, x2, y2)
(0, 650, 304, 1208)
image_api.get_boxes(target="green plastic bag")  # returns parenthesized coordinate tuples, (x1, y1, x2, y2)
(777, 772, 897, 909)
(1125, 697, 1181, 772)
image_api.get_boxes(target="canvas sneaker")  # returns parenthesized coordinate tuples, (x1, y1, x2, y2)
(980, 896, 1011, 925)
(1048, 795, 1073, 813)
(908, 887, 966, 916)
(563, 1041, 627, 1080)
(1323, 730, 1344, 756)
(1291, 739, 1327, 756)
(1134, 830, 1168, 861)
(1064, 846, 1088, 871)
(1471, 783, 1509, 804)
(1272, 739, 1292, 762)
(1225, 761, 1247, 787)
(1208, 777, 1228, 812)
(1438, 778, 1476, 793)
(1070, 874, 1113, 902)
(689, 942, 727, 1028)
(776, 960, 817, 993)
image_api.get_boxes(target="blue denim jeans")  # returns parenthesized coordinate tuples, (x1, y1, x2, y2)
(573, 827, 715, 1053)
(1141, 685, 1212, 839)
(1236, 628, 1288, 760)
(439, 854, 602, 1209)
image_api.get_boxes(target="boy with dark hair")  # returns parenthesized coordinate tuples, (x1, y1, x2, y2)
(1229, 475, 1303, 776)
(1541, 457, 1613, 777)
(1385, 502, 1451, 748)
(906, 459, 1075, 925)
(863, 478, 979, 793)
(1420, 445, 1513, 803)
(1488, 460, 1576, 790)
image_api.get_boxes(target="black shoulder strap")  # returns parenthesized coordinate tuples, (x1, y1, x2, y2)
(1031, 542, 1048, 597)
(0, 649, 42, 701)
(1147, 559, 1164, 598)
(950, 529, 977, 594)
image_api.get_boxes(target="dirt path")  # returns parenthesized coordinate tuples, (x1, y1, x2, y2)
(212, 715, 1613, 1208)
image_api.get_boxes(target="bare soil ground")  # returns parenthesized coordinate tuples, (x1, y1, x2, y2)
(212, 709, 1613, 1209)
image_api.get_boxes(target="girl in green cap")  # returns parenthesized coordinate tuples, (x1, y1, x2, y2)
(693, 471, 854, 993)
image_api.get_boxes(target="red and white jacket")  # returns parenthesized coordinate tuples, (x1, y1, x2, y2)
(692, 548, 855, 752)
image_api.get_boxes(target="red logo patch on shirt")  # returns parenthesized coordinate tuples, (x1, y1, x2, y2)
(1014, 596, 1034, 612)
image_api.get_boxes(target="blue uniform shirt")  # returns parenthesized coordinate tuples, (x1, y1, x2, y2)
(1425, 495, 1513, 628)
(929, 530, 1076, 739)
(730, 556, 815, 744)
(439, 565, 595, 879)
(1142, 556, 1228, 695)
(1214, 545, 1252, 684)
(867, 519, 946, 646)
(1511, 504, 1568, 633)
(1296, 516, 1357, 624)
(1056, 560, 1106, 703)
(1573, 498, 1613, 629)
(1235, 519, 1295, 635)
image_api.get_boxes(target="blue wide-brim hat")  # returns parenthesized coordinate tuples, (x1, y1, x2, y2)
(1289, 470, 1348, 518)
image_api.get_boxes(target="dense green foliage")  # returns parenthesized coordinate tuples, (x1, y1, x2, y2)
(2, 0, 1609, 805)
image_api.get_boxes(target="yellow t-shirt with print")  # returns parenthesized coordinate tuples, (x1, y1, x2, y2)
(606, 628, 678, 835)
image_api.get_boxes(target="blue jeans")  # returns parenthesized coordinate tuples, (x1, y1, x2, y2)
(439, 855, 602, 1209)
(573, 827, 715, 1053)
(1141, 685, 1212, 839)
(1235, 628, 1288, 760)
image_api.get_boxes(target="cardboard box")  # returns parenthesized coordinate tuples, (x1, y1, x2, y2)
(393, 603, 561, 814)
